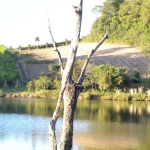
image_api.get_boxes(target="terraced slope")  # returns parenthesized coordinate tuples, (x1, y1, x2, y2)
(19, 43, 150, 80)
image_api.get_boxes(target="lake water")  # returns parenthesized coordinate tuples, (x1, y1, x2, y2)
(0, 98, 150, 150)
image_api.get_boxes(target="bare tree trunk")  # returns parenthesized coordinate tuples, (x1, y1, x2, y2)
(59, 82, 83, 150)
(60, 84, 77, 149)
(49, 1, 83, 149)
(59, 34, 108, 150)
(48, 0, 108, 149)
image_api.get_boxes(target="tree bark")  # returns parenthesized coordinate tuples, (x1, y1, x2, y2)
(48, 0, 108, 150)
(59, 34, 108, 150)
(49, 1, 83, 150)
(60, 84, 77, 150)
(47, 13, 64, 74)
(60, 82, 82, 150)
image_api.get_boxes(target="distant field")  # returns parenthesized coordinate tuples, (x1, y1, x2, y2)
(19, 43, 150, 80)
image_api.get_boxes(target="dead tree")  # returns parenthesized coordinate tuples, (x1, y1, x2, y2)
(48, 0, 108, 150)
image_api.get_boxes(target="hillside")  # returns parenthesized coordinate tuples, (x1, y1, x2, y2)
(85, 0, 150, 57)
(18, 43, 150, 81)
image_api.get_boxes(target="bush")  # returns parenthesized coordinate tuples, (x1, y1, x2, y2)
(36, 90, 59, 98)
(113, 93, 130, 101)
(131, 93, 146, 101)
(99, 92, 113, 100)
(53, 80, 61, 90)
(36, 90, 52, 98)
(90, 64, 130, 92)
(26, 81, 35, 92)
(26, 75, 54, 92)
(79, 92, 90, 100)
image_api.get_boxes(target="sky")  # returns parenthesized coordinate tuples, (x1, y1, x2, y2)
(0, 0, 105, 48)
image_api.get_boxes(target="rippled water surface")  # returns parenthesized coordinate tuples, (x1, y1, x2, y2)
(0, 98, 150, 150)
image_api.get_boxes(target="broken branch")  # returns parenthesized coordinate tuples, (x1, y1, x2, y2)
(47, 12, 64, 74)
(78, 33, 108, 85)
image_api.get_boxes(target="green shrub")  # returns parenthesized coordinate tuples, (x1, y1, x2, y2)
(131, 93, 146, 101)
(53, 80, 61, 90)
(90, 64, 130, 92)
(26, 81, 35, 92)
(80, 92, 90, 100)
(36, 90, 59, 98)
(99, 92, 113, 100)
(26, 75, 54, 92)
(116, 93, 130, 101)
(36, 90, 52, 98)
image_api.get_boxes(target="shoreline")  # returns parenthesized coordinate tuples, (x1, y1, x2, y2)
(1, 89, 150, 101)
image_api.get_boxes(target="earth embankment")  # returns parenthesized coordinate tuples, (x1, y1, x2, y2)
(18, 43, 150, 80)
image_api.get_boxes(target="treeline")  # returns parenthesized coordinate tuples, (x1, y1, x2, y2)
(0, 45, 19, 87)
(12, 40, 71, 51)
(83, 0, 150, 57)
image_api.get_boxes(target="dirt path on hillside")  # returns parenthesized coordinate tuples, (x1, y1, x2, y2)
(21, 43, 150, 80)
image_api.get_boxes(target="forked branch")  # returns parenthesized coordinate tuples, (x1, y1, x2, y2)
(47, 13, 64, 74)
(47, 12, 65, 150)
(49, 1, 83, 149)
(49, 83, 66, 150)
(61, 0, 83, 84)
(78, 33, 108, 85)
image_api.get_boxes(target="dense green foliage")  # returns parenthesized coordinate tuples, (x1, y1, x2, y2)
(89, 64, 129, 91)
(83, 0, 150, 56)
(27, 74, 54, 92)
(0, 45, 19, 87)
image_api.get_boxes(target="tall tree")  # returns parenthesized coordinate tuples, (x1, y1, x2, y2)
(35, 36, 40, 42)
(48, 1, 108, 149)
(35, 36, 40, 49)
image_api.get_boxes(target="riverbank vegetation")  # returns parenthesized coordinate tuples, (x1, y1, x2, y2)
(83, 0, 150, 57)
(0, 45, 19, 88)
(1, 58, 150, 101)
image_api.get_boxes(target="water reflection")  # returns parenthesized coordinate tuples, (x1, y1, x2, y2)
(0, 98, 150, 149)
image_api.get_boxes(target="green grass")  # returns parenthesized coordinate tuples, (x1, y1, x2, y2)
(2, 87, 27, 94)
(19, 51, 32, 57)
(26, 59, 54, 64)
(2, 87, 60, 99)
(1, 86, 150, 101)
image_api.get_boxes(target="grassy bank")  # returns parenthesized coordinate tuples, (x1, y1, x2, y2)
(1, 88, 59, 99)
(1, 87, 150, 101)
(80, 90, 150, 101)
